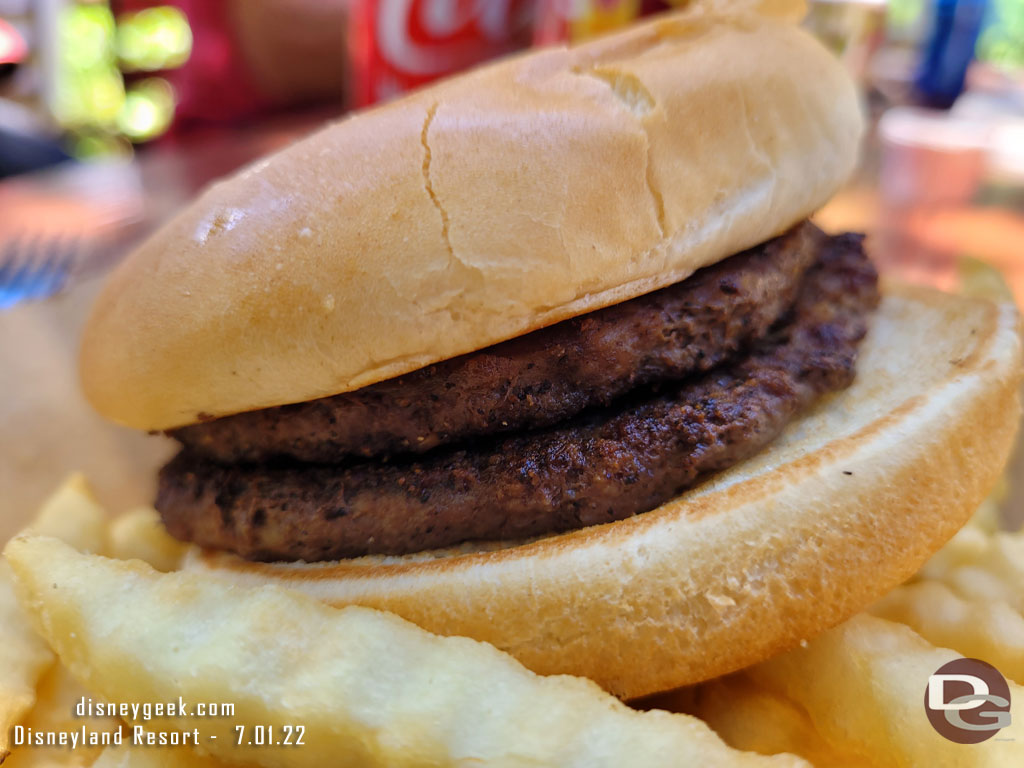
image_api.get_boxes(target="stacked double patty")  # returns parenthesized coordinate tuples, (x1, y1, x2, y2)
(157, 222, 879, 562)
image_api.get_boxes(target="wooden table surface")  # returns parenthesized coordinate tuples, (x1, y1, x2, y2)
(1, 117, 1022, 539)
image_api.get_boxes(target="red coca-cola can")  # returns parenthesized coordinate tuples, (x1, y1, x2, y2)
(349, 0, 534, 108)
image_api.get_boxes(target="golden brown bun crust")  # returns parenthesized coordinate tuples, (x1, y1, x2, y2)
(187, 285, 1023, 699)
(80, 0, 861, 430)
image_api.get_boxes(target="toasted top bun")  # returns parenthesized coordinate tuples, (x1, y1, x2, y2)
(80, 0, 861, 430)
(186, 285, 1023, 699)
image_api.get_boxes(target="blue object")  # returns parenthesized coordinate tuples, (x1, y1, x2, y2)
(0, 235, 77, 311)
(913, 0, 988, 109)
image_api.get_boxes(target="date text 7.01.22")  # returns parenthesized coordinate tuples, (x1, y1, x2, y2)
(234, 725, 305, 746)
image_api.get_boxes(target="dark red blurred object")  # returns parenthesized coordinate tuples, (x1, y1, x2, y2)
(349, 0, 534, 108)
(534, 0, 675, 45)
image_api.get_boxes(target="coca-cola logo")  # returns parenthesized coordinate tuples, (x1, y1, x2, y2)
(377, 0, 532, 76)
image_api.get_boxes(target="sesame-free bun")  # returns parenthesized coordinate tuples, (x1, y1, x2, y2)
(185, 285, 1022, 699)
(80, 0, 861, 430)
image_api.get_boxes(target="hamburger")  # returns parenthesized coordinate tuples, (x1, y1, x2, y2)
(78, 0, 1022, 699)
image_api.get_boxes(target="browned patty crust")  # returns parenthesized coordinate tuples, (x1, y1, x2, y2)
(157, 231, 878, 561)
(170, 223, 820, 463)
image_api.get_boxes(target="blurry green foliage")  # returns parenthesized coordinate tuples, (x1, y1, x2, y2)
(887, 0, 1024, 69)
(117, 6, 192, 73)
(55, 3, 188, 153)
(978, 0, 1024, 69)
(54, 3, 123, 128)
(887, 0, 927, 37)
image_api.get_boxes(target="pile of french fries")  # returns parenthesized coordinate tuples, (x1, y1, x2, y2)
(2, 475, 1022, 767)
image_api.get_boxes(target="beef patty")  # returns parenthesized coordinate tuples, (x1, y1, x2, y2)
(157, 230, 878, 561)
(171, 223, 820, 463)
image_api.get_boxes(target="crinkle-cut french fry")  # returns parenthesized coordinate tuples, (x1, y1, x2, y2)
(967, 532, 1024, 605)
(958, 256, 1016, 304)
(0, 561, 54, 761)
(22, 473, 107, 555)
(942, 565, 1021, 613)
(747, 614, 1024, 767)
(1, 474, 111, 761)
(6, 536, 808, 768)
(692, 674, 875, 767)
(92, 745, 237, 768)
(962, 494, 1002, 535)
(3, 663, 121, 767)
(915, 525, 1024, 612)
(870, 580, 1024, 684)
(915, 524, 992, 583)
(926, 531, 1024, 615)
(108, 508, 189, 572)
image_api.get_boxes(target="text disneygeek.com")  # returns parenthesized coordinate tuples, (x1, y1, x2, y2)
(10, 696, 305, 749)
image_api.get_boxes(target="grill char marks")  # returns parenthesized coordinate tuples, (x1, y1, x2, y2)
(156, 230, 878, 561)
(171, 223, 821, 464)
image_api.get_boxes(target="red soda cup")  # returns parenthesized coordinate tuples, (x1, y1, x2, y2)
(534, 0, 675, 45)
(349, 0, 534, 108)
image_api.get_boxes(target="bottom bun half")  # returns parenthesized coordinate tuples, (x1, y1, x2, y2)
(186, 284, 1023, 699)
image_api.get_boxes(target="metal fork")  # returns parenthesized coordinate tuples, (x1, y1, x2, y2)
(0, 235, 79, 311)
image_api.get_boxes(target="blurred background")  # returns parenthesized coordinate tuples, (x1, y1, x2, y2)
(0, 0, 1022, 532)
